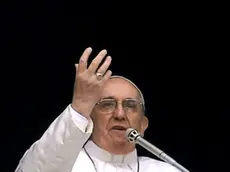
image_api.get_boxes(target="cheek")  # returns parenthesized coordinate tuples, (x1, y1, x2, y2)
(127, 115, 142, 129)
(92, 113, 111, 133)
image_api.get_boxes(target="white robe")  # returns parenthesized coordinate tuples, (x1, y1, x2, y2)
(15, 105, 180, 172)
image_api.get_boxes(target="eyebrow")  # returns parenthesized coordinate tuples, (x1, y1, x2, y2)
(101, 96, 138, 100)
(101, 96, 115, 100)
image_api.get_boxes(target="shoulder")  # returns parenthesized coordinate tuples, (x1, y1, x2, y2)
(138, 156, 181, 172)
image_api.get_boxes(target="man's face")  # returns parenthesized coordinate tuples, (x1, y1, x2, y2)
(90, 78, 148, 149)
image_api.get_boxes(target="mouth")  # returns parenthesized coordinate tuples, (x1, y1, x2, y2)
(111, 126, 127, 131)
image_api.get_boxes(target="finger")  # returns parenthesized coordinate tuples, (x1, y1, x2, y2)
(88, 49, 107, 74)
(77, 47, 92, 73)
(75, 63, 79, 71)
(96, 56, 112, 75)
(102, 70, 112, 81)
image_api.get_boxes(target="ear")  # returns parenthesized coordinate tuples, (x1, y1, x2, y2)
(140, 116, 149, 136)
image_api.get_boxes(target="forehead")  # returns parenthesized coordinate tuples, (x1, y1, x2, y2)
(100, 78, 139, 99)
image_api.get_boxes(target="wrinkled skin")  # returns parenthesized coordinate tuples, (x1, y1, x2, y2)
(90, 78, 148, 154)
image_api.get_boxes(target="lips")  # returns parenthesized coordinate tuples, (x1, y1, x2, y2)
(112, 126, 127, 130)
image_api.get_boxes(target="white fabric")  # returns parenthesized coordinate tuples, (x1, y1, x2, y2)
(77, 140, 138, 172)
(15, 105, 180, 172)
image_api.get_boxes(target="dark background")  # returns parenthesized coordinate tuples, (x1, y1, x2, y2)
(1, 1, 229, 172)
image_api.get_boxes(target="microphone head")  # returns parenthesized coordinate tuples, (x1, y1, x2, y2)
(125, 128, 134, 139)
(125, 128, 140, 143)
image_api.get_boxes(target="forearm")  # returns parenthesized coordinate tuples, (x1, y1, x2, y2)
(15, 105, 93, 172)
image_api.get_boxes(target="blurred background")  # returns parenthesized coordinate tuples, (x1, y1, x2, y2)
(1, 1, 229, 172)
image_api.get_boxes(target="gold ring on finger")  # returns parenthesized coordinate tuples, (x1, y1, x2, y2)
(96, 72, 103, 81)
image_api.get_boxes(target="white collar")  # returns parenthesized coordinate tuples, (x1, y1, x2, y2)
(84, 140, 138, 165)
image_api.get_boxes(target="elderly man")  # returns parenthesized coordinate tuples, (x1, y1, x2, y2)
(15, 47, 180, 172)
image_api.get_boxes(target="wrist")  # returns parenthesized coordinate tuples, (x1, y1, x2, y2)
(71, 101, 95, 119)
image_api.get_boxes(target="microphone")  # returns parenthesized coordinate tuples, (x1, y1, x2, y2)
(126, 128, 190, 172)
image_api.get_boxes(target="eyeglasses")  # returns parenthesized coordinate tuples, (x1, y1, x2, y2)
(95, 98, 144, 114)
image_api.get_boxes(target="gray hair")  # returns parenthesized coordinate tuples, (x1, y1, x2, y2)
(109, 75, 145, 112)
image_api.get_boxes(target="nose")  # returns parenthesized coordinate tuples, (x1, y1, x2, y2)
(113, 101, 126, 120)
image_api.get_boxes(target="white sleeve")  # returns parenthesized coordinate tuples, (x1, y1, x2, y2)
(15, 104, 94, 172)
(68, 104, 90, 131)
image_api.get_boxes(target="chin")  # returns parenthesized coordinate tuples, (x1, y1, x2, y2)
(113, 138, 126, 143)
(110, 135, 128, 145)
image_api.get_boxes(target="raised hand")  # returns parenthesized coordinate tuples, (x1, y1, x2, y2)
(71, 47, 112, 119)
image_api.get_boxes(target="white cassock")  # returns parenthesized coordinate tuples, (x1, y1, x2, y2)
(15, 105, 181, 172)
